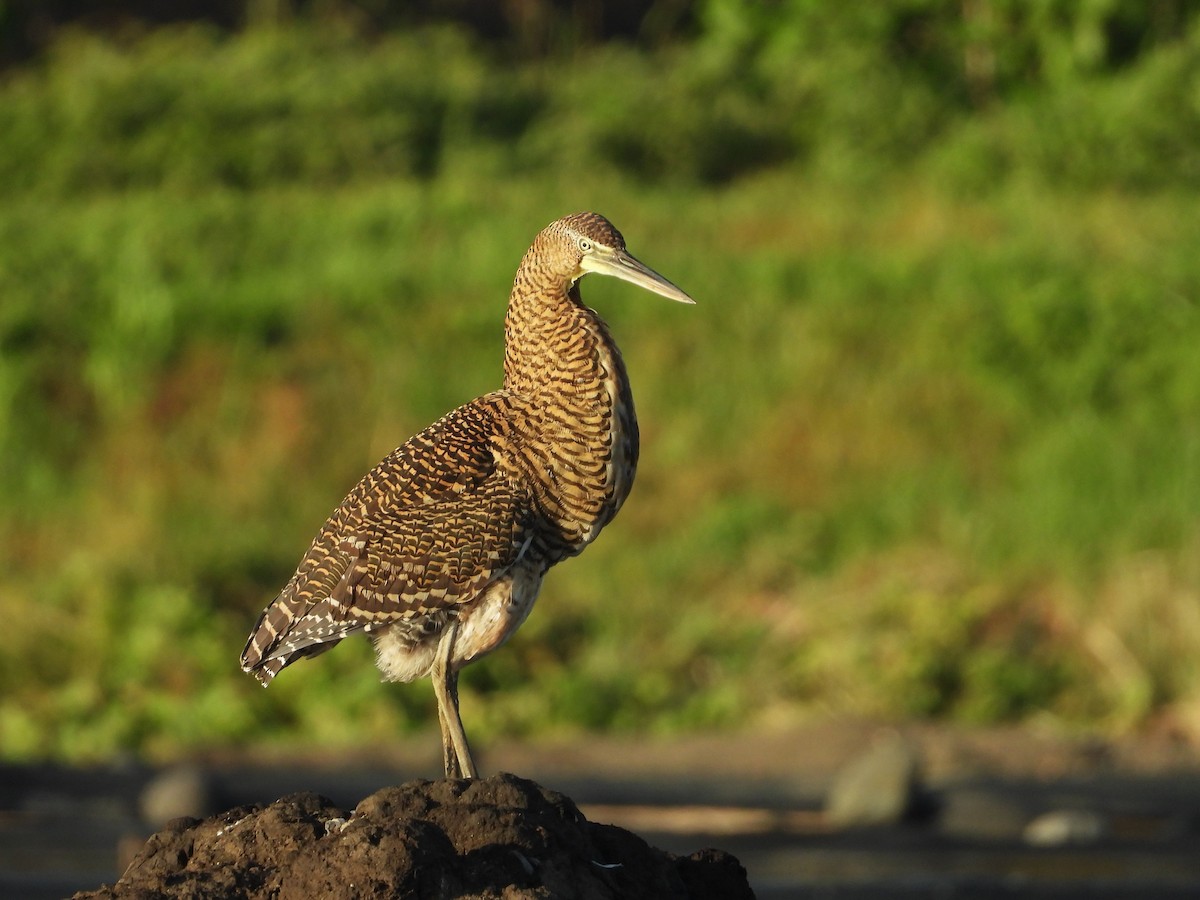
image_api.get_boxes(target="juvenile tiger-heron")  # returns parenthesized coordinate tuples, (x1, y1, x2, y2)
(241, 212, 694, 778)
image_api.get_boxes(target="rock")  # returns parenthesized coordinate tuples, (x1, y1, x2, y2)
(1024, 809, 1107, 847)
(74, 773, 755, 900)
(825, 731, 921, 827)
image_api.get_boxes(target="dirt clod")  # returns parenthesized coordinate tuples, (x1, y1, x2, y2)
(75, 773, 754, 899)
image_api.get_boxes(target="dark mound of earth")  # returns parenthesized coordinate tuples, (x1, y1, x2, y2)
(74, 772, 754, 899)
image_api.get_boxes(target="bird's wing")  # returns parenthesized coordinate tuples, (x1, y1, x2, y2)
(240, 395, 530, 682)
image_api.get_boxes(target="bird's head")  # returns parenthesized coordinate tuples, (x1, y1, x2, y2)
(540, 212, 695, 305)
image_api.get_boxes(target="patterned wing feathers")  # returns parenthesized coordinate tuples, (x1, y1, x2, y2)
(241, 398, 528, 684)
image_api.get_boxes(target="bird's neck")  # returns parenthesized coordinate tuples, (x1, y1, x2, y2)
(500, 266, 640, 554)
(502, 271, 613, 400)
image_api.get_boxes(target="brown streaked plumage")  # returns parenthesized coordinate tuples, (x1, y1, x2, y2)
(240, 212, 694, 778)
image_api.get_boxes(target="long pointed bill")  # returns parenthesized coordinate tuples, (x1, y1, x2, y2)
(580, 249, 696, 305)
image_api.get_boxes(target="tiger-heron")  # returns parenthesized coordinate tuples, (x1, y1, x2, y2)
(241, 212, 694, 778)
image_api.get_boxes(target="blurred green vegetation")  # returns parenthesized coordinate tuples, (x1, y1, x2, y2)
(2, 2, 1200, 760)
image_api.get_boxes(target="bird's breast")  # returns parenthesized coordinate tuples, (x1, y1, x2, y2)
(501, 295, 640, 563)
(519, 340, 638, 561)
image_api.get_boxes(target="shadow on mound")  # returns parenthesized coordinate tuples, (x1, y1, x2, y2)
(74, 772, 754, 899)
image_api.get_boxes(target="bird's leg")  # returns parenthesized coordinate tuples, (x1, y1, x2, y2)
(431, 619, 478, 779)
(445, 667, 475, 778)
(437, 690, 460, 779)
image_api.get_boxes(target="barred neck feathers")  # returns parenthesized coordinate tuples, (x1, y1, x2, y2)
(500, 228, 640, 554)
(502, 222, 624, 405)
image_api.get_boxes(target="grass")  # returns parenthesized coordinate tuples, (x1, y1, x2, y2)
(2, 21, 1199, 760)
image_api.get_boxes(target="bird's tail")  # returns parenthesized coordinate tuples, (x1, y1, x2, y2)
(241, 597, 348, 686)
(241, 603, 285, 686)
(247, 656, 284, 687)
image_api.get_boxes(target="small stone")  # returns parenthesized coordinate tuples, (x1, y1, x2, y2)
(1024, 809, 1107, 847)
(139, 765, 214, 828)
(323, 817, 348, 835)
(825, 731, 921, 827)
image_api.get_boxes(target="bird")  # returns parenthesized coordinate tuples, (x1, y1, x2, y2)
(240, 212, 694, 778)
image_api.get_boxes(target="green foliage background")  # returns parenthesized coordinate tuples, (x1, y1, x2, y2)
(2, 1, 1200, 760)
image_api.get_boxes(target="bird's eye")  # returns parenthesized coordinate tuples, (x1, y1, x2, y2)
(578, 238, 593, 253)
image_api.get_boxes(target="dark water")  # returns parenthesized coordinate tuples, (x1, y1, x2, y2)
(3, 760, 1199, 899)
